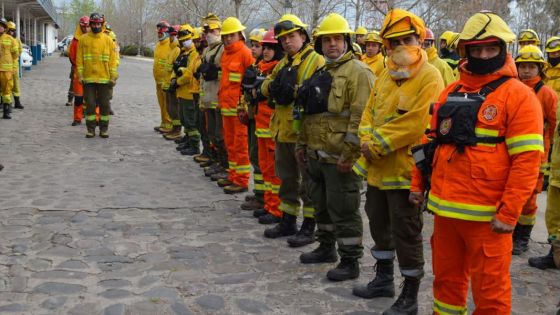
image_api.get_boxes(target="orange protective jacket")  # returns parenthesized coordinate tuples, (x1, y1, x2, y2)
(218, 40, 255, 116)
(411, 55, 544, 226)
(522, 76, 558, 170)
(255, 59, 279, 138)
(68, 24, 86, 69)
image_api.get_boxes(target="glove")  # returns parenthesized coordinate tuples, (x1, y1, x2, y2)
(238, 110, 249, 126)
(168, 79, 178, 92)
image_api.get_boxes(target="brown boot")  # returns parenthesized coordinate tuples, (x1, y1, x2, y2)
(553, 240, 560, 268)
(163, 126, 182, 140)
(223, 184, 248, 194)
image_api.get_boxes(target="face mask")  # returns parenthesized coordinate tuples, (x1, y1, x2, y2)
(207, 33, 219, 44)
(182, 39, 193, 49)
(440, 47, 450, 56)
(159, 32, 169, 41)
(91, 27, 102, 34)
(550, 56, 560, 67)
(466, 46, 506, 75)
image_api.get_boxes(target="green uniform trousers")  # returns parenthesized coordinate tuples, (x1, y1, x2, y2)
(307, 157, 363, 259)
(166, 91, 180, 128)
(84, 83, 111, 132)
(178, 97, 200, 147)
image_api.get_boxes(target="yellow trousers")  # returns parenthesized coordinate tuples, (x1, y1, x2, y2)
(546, 185, 560, 241)
(0, 71, 14, 104)
(12, 69, 20, 97)
(156, 85, 172, 129)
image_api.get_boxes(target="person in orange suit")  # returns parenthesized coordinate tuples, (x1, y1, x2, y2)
(68, 16, 89, 126)
(410, 12, 544, 314)
(217, 17, 255, 194)
(513, 44, 558, 255)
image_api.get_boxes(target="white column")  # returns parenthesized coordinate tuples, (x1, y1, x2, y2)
(15, 5, 20, 40)
(33, 18, 37, 45)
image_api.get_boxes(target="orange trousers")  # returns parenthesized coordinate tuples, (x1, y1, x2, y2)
(222, 115, 250, 187)
(432, 216, 512, 315)
(73, 69, 84, 122)
(258, 137, 281, 217)
(518, 172, 544, 226)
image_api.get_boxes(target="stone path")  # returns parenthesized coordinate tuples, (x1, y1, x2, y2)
(0, 55, 558, 315)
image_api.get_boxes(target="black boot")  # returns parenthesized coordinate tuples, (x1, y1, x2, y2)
(181, 146, 200, 156)
(382, 277, 420, 315)
(253, 209, 267, 218)
(175, 135, 188, 144)
(327, 257, 359, 281)
(512, 224, 533, 255)
(264, 214, 297, 238)
(300, 242, 338, 264)
(528, 247, 556, 270)
(14, 96, 23, 109)
(258, 213, 282, 225)
(2, 104, 11, 119)
(287, 218, 316, 247)
(353, 260, 395, 298)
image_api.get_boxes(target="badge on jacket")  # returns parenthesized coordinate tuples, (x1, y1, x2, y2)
(481, 104, 498, 122)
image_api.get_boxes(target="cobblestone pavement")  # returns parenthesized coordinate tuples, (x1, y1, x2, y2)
(0, 55, 558, 315)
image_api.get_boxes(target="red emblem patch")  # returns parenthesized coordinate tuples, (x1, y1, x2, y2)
(439, 118, 452, 135)
(482, 104, 498, 121)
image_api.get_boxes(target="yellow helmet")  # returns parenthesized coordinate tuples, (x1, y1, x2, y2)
(457, 11, 515, 52)
(439, 30, 455, 44)
(447, 32, 460, 49)
(355, 26, 367, 35)
(7, 21, 16, 30)
(545, 36, 560, 53)
(220, 17, 246, 36)
(352, 42, 363, 55)
(249, 28, 266, 42)
(515, 44, 545, 64)
(203, 13, 221, 30)
(178, 24, 195, 41)
(315, 13, 353, 36)
(380, 8, 426, 44)
(365, 31, 382, 44)
(518, 29, 540, 44)
(193, 27, 202, 40)
(274, 14, 308, 39)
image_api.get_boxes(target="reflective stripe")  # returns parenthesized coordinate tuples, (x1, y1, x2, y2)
(100, 115, 110, 122)
(264, 181, 272, 192)
(236, 165, 251, 174)
(337, 237, 362, 246)
(506, 134, 544, 155)
(401, 268, 424, 278)
(372, 129, 392, 153)
(255, 128, 272, 138)
(352, 157, 368, 178)
(344, 133, 360, 145)
(187, 130, 200, 137)
(475, 127, 499, 147)
(358, 124, 373, 137)
(254, 183, 266, 191)
(86, 115, 97, 121)
(317, 223, 335, 232)
(221, 108, 237, 116)
(301, 52, 318, 81)
(172, 120, 181, 126)
(518, 214, 536, 226)
(302, 206, 315, 218)
(229, 72, 241, 82)
(228, 161, 237, 171)
(427, 193, 496, 222)
(280, 202, 299, 215)
(541, 163, 550, 173)
(433, 298, 467, 315)
(381, 177, 411, 190)
(254, 173, 263, 181)
(271, 184, 280, 194)
(371, 249, 395, 260)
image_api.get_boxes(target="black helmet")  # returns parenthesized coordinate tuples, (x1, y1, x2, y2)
(0, 18, 8, 28)
(89, 13, 104, 24)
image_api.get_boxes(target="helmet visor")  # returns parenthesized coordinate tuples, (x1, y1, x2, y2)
(547, 39, 560, 50)
(516, 51, 544, 62)
(274, 20, 298, 38)
(519, 31, 537, 40)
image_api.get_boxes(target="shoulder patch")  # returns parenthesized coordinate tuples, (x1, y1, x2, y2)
(481, 104, 498, 122)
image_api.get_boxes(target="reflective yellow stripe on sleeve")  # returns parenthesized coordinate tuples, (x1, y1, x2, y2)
(506, 134, 544, 155)
(228, 72, 241, 82)
(372, 129, 393, 154)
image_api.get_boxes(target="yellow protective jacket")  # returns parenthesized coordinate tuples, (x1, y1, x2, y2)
(153, 37, 172, 88)
(200, 41, 224, 109)
(163, 41, 180, 90)
(173, 46, 201, 100)
(0, 33, 18, 72)
(545, 63, 560, 95)
(76, 32, 118, 84)
(261, 44, 325, 143)
(361, 53, 385, 77)
(12, 37, 22, 73)
(298, 51, 375, 163)
(426, 46, 456, 86)
(358, 53, 444, 189)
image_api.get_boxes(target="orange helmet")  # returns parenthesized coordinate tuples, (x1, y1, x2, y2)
(79, 16, 89, 26)
(157, 20, 170, 34)
(170, 24, 180, 36)
(260, 28, 277, 44)
(425, 28, 435, 41)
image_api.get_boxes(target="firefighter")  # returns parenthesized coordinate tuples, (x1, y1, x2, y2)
(439, 30, 460, 70)
(410, 12, 543, 314)
(518, 29, 540, 48)
(0, 18, 18, 119)
(7, 21, 23, 110)
(239, 28, 267, 212)
(191, 27, 212, 162)
(355, 26, 367, 52)
(352, 9, 444, 315)
(217, 17, 255, 194)
(172, 24, 202, 155)
(243, 28, 284, 223)
(197, 14, 229, 183)
(77, 13, 118, 138)
(529, 35, 560, 270)
(68, 16, 90, 126)
(296, 13, 374, 281)
(361, 31, 384, 77)
(513, 45, 557, 255)
(423, 28, 455, 86)
(162, 25, 182, 141)
(153, 20, 173, 133)
(260, 14, 324, 247)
